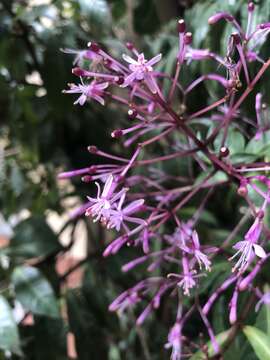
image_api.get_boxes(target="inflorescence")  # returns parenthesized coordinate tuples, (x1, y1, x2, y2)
(60, 3, 270, 358)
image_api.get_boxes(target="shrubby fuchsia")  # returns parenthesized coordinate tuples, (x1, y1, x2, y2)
(59, 2, 270, 358)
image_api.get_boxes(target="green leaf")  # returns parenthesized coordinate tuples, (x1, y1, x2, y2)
(190, 329, 230, 359)
(8, 216, 62, 259)
(243, 326, 270, 360)
(12, 266, 60, 318)
(0, 296, 22, 356)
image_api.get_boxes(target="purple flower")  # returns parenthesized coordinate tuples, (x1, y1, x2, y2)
(86, 174, 127, 223)
(107, 198, 146, 231)
(122, 52, 162, 93)
(63, 80, 108, 106)
(165, 323, 182, 360)
(230, 218, 266, 272)
(191, 231, 212, 271)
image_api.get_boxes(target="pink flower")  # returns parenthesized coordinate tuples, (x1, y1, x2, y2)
(107, 198, 146, 231)
(122, 53, 162, 93)
(86, 175, 127, 223)
(230, 218, 266, 272)
(63, 80, 108, 106)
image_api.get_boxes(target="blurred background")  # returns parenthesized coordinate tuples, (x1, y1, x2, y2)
(1, 0, 270, 359)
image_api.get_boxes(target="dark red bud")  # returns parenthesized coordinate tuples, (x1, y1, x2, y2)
(128, 108, 138, 119)
(111, 129, 123, 138)
(87, 42, 100, 53)
(126, 42, 134, 50)
(184, 32, 192, 45)
(257, 210, 265, 219)
(219, 146, 230, 157)
(232, 32, 241, 45)
(72, 67, 87, 77)
(103, 58, 112, 69)
(88, 145, 98, 153)
(88, 166, 97, 174)
(81, 175, 92, 183)
(177, 19, 186, 33)
(115, 76, 124, 85)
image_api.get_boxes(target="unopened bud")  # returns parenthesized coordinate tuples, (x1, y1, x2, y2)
(177, 19, 186, 33)
(237, 185, 248, 197)
(219, 146, 230, 157)
(248, 2, 255, 12)
(115, 76, 124, 85)
(231, 32, 241, 45)
(81, 175, 92, 183)
(88, 145, 98, 153)
(128, 108, 137, 120)
(72, 67, 87, 77)
(111, 129, 123, 138)
(87, 42, 100, 52)
(184, 32, 192, 45)
(126, 42, 134, 50)
(103, 58, 112, 69)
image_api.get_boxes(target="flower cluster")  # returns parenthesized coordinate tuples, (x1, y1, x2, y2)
(59, 2, 270, 358)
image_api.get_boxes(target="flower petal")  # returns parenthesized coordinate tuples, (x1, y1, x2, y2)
(253, 243, 267, 258)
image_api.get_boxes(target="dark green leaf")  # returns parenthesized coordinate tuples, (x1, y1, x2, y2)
(12, 266, 60, 318)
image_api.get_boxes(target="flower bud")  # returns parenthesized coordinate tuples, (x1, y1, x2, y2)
(103, 58, 112, 69)
(237, 185, 248, 197)
(248, 2, 255, 12)
(231, 32, 241, 45)
(111, 129, 123, 138)
(126, 42, 134, 50)
(177, 19, 186, 33)
(87, 42, 100, 52)
(88, 145, 98, 153)
(115, 76, 125, 85)
(219, 146, 230, 157)
(72, 67, 87, 77)
(184, 32, 192, 45)
(128, 108, 138, 120)
(81, 175, 92, 183)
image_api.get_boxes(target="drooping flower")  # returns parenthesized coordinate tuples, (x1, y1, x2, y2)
(230, 217, 266, 272)
(122, 52, 162, 93)
(63, 80, 108, 106)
